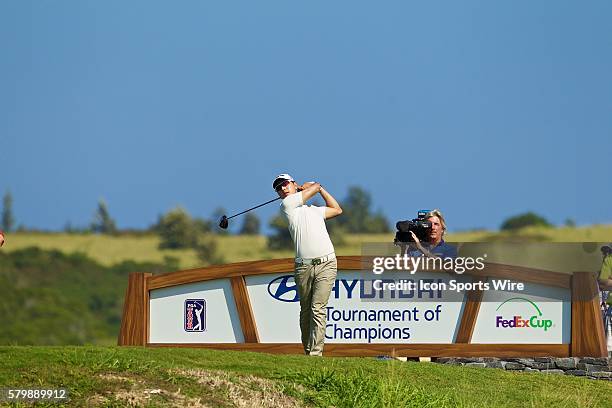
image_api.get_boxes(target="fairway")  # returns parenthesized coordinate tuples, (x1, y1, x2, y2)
(1, 346, 610, 407)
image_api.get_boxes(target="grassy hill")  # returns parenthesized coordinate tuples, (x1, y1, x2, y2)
(0, 248, 174, 346)
(4, 225, 612, 269)
(1, 346, 610, 407)
(1, 226, 610, 346)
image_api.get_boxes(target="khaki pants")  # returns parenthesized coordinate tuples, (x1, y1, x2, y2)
(294, 258, 337, 356)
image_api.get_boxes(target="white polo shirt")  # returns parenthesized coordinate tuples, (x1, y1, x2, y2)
(280, 192, 335, 259)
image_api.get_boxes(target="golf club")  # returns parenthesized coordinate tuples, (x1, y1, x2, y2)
(218, 197, 281, 229)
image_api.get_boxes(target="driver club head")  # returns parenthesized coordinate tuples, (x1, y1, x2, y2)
(219, 215, 229, 229)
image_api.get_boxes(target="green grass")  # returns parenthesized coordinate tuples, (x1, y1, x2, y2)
(3, 233, 294, 268)
(0, 346, 610, 407)
(3, 233, 201, 268)
(448, 225, 612, 243)
(4, 225, 612, 269)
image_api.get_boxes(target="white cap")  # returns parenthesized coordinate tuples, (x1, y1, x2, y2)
(272, 173, 295, 190)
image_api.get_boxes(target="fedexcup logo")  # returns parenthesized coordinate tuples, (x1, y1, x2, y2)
(495, 297, 553, 331)
(268, 275, 299, 302)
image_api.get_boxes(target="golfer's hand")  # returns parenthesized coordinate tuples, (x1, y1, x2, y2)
(299, 182, 315, 191)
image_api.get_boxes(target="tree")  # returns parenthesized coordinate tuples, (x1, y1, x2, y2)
(90, 199, 117, 234)
(194, 234, 225, 266)
(267, 212, 293, 250)
(364, 211, 390, 234)
(325, 219, 347, 246)
(500, 212, 551, 231)
(1, 191, 15, 232)
(341, 186, 370, 232)
(157, 207, 199, 249)
(240, 213, 260, 235)
(337, 186, 390, 233)
(193, 217, 214, 234)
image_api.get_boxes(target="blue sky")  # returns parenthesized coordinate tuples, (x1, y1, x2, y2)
(1, 1, 610, 233)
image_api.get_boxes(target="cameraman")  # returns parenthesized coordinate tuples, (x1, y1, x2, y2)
(599, 244, 612, 292)
(404, 209, 457, 258)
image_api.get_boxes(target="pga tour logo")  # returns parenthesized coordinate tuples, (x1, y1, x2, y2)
(495, 297, 553, 331)
(184, 299, 206, 332)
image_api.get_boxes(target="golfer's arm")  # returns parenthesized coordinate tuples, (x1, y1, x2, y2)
(300, 182, 322, 202)
(320, 187, 343, 219)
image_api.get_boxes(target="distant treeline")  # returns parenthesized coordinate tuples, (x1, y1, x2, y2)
(2, 188, 565, 245)
(1, 187, 390, 235)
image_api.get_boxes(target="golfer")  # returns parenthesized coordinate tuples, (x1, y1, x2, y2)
(0, 230, 4, 247)
(273, 174, 342, 356)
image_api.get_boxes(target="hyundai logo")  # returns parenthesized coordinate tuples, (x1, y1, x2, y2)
(268, 275, 299, 302)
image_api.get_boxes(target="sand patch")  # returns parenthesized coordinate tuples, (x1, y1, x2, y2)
(176, 369, 303, 408)
(89, 372, 212, 407)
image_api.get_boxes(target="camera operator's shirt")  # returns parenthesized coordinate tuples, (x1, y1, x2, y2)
(280, 192, 335, 259)
(406, 240, 457, 259)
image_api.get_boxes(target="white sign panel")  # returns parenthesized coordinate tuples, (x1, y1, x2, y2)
(147, 272, 571, 345)
(470, 282, 571, 344)
(149, 279, 244, 343)
(246, 271, 468, 344)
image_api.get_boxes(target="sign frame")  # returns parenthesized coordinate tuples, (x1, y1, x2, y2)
(118, 256, 607, 357)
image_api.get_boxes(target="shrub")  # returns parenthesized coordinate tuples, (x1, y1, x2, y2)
(194, 234, 225, 266)
(500, 212, 551, 231)
(157, 207, 199, 249)
(240, 213, 261, 235)
(267, 213, 293, 250)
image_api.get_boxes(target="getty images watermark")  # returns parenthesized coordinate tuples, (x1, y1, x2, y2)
(354, 242, 606, 303)
(369, 253, 525, 293)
